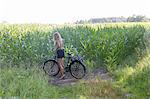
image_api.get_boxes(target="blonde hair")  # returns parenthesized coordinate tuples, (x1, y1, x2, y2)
(53, 32, 63, 47)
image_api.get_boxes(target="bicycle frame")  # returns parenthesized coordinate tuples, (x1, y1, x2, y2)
(52, 52, 84, 71)
(43, 51, 86, 79)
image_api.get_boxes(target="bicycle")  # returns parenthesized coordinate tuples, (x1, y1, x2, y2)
(43, 52, 86, 79)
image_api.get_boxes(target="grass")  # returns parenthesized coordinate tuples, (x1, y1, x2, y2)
(114, 52, 150, 98)
(0, 66, 125, 99)
(0, 66, 58, 98)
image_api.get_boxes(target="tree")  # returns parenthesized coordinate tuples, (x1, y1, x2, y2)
(127, 15, 150, 22)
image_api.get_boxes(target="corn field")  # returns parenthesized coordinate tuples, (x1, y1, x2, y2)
(0, 23, 150, 70)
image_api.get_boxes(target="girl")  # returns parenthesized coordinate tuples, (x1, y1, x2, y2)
(53, 32, 65, 79)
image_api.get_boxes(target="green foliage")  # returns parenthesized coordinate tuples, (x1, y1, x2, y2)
(114, 53, 150, 98)
(125, 65, 150, 97)
(0, 24, 53, 67)
(0, 23, 150, 98)
(0, 23, 148, 70)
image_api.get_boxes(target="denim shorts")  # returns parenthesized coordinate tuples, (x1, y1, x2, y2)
(57, 49, 65, 58)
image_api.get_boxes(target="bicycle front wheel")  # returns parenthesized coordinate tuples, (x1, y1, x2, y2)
(43, 60, 59, 76)
(69, 60, 86, 79)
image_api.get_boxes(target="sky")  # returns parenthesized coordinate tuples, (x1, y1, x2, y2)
(0, 0, 150, 24)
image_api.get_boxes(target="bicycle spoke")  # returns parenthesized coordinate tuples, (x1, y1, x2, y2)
(44, 60, 59, 76)
(70, 61, 85, 79)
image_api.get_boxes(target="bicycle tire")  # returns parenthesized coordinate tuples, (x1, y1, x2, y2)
(69, 60, 86, 79)
(43, 60, 60, 76)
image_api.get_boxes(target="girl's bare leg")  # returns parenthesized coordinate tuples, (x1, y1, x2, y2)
(58, 59, 65, 79)
(61, 58, 64, 69)
(61, 58, 65, 77)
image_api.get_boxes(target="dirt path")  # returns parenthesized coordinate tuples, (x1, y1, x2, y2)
(48, 67, 114, 86)
(48, 67, 133, 98)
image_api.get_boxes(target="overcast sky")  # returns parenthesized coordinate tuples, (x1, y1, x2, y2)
(0, 0, 150, 24)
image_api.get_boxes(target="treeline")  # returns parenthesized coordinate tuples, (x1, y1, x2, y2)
(75, 15, 150, 24)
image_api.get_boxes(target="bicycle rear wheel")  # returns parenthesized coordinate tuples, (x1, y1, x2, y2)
(43, 60, 59, 76)
(69, 60, 86, 79)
